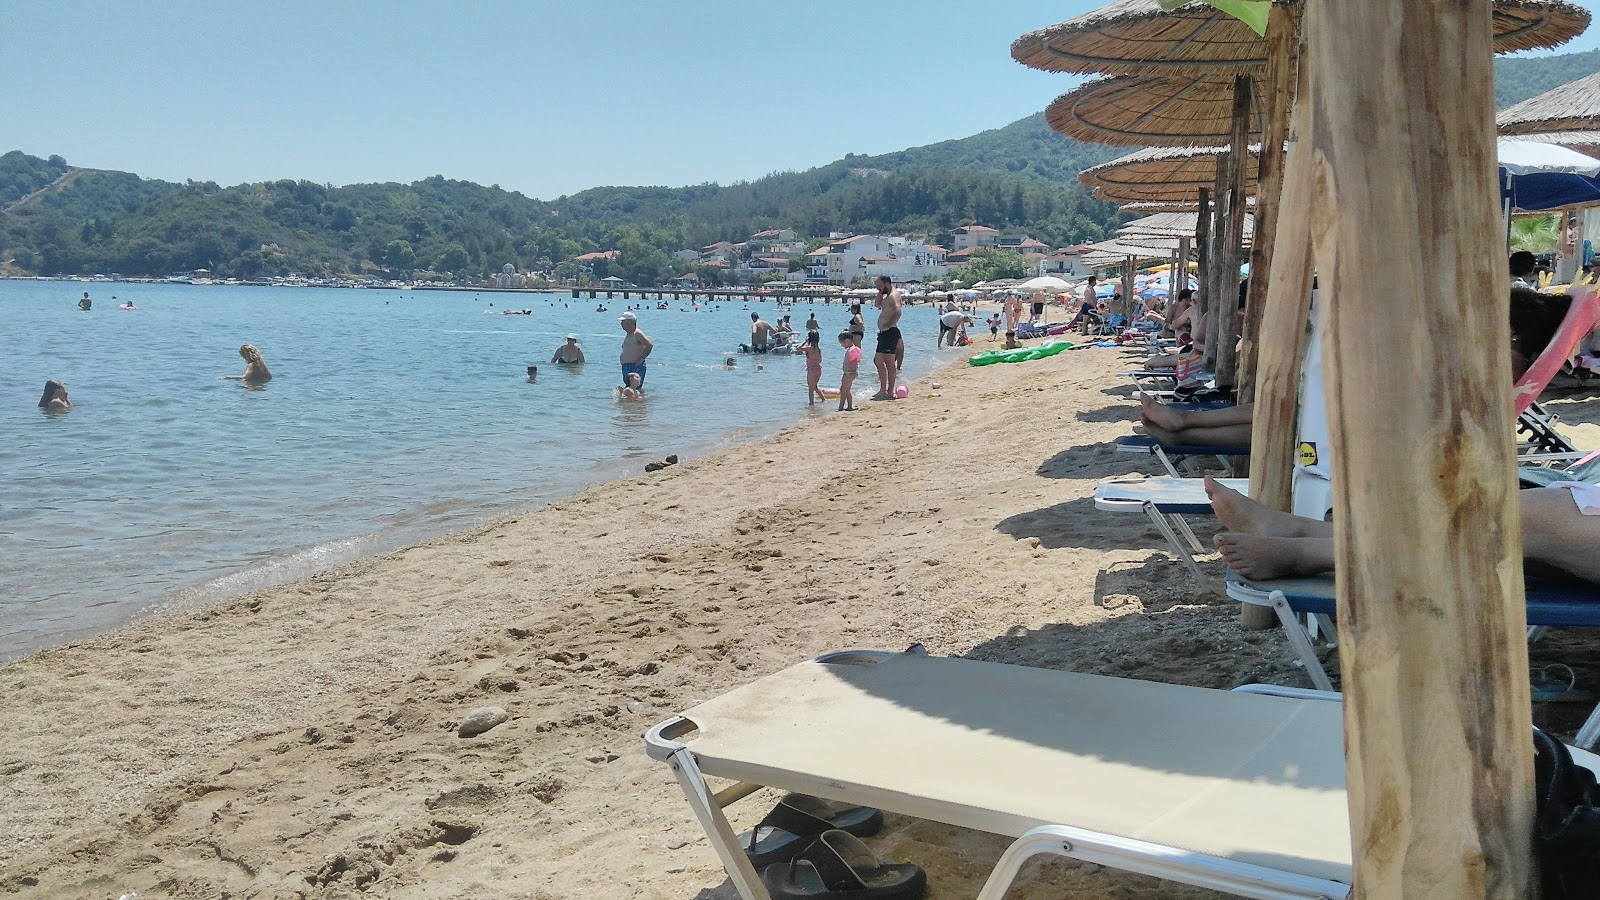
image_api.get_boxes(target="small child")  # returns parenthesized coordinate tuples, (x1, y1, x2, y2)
(988, 314, 1000, 342)
(1003, 330, 1020, 350)
(619, 372, 644, 400)
(800, 331, 823, 406)
(526, 365, 538, 382)
(837, 331, 860, 411)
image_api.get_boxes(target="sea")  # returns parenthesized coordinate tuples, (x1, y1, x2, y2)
(0, 281, 955, 660)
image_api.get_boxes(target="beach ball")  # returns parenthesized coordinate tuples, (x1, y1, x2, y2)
(894, 385, 909, 400)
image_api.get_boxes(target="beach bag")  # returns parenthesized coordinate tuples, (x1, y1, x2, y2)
(1535, 726, 1600, 898)
(1174, 351, 1207, 387)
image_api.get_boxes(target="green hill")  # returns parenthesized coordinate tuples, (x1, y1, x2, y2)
(4, 50, 1597, 281)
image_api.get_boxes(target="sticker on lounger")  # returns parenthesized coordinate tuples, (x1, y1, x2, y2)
(1299, 442, 1319, 467)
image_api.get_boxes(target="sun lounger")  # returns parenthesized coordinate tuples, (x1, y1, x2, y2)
(1094, 476, 1245, 584)
(646, 649, 1600, 899)
(1117, 434, 1249, 478)
(1225, 571, 1600, 747)
(646, 650, 1355, 899)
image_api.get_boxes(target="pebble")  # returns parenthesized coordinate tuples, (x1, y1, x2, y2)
(665, 839, 689, 850)
(459, 707, 508, 737)
(666, 864, 687, 874)
(626, 700, 654, 715)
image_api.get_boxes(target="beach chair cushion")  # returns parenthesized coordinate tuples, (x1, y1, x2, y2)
(656, 652, 1353, 885)
(1095, 477, 1247, 515)
(1117, 435, 1251, 458)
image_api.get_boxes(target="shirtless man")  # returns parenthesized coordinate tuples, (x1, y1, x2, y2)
(78, 292, 92, 311)
(619, 312, 653, 388)
(750, 312, 774, 353)
(551, 333, 585, 364)
(872, 275, 903, 400)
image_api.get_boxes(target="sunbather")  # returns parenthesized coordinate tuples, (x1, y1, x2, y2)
(1206, 476, 1600, 585)
(1138, 287, 1569, 449)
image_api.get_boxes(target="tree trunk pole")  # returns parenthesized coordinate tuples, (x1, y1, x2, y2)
(1236, 6, 1297, 405)
(1306, 0, 1536, 895)
(1246, 41, 1316, 521)
(1214, 75, 1253, 392)
(1195, 188, 1212, 317)
(1123, 256, 1135, 318)
(1202, 158, 1229, 373)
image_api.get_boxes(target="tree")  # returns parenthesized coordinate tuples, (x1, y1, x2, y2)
(330, 206, 357, 231)
(963, 247, 1030, 283)
(385, 239, 415, 273)
(436, 243, 470, 273)
(1510, 215, 1559, 254)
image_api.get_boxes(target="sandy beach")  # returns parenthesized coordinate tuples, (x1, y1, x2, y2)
(3, 342, 1597, 900)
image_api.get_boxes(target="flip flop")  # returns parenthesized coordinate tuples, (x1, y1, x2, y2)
(1532, 664, 1595, 703)
(762, 830, 925, 900)
(739, 795, 884, 869)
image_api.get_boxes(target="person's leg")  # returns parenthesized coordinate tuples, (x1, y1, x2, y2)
(873, 354, 891, 398)
(1522, 488, 1600, 583)
(1205, 476, 1331, 539)
(1141, 396, 1255, 432)
(1141, 422, 1254, 447)
(895, 338, 904, 372)
(1214, 533, 1337, 581)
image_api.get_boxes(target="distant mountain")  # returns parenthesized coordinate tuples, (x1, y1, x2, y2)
(3, 50, 1597, 280)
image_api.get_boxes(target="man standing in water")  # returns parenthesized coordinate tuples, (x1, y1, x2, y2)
(872, 275, 903, 400)
(78, 292, 92, 311)
(619, 312, 653, 389)
(749, 312, 774, 353)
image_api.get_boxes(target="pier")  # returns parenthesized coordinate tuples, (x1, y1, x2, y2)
(569, 286, 852, 304)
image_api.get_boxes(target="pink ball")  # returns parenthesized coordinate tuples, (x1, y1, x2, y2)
(894, 385, 909, 400)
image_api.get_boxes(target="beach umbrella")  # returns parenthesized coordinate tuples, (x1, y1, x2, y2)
(1045, 74, 1263, 146)
(1017, 275, 1072, 292)
(1082, 145, 1262, 204)
(1010, 0, 1588, 77)
(1498, 138, 1600, 213)
(1119, 210, 1254, 242)
(1498, 71, 1600, 137)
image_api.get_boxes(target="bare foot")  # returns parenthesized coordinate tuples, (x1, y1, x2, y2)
(1214, 532, 1334, 580)
(1140, 393, 1187, 431)
(1204, 476, 1313, 537)
(870, 392, 891, 401)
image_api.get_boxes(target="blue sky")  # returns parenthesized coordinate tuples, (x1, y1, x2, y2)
(5, 1, 1598, 200)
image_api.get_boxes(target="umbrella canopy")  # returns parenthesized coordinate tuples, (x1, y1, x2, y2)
(1046, 74, 1262, 146)
(1499, 138, 1600, 211)
(1498, 71, 1600, 136)
(1080, 144, 1261, 204)
(1011, 0, 1588, 77)
(1498, 130, 1600, 153)
(1119, 210, 1255, 241)
(1017, 275, 1073, 291)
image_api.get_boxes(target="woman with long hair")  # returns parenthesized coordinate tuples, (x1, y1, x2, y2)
(223, 344, 272, 384)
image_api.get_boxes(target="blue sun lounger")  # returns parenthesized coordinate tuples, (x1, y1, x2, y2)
(1116, 435, 1250, 478)
(1094, 477, 1245, 584)
(1225, 571, 1600, 748)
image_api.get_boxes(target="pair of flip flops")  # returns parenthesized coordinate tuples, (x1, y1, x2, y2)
(761, 830, 926, 900)
(740, 795, 924, 899)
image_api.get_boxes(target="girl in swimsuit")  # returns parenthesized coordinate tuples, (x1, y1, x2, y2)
(800, 331, 824, 406)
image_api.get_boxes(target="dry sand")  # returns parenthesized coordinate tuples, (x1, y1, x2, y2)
(1, 342, 1592, 900)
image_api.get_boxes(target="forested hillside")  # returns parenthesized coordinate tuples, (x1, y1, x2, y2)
(3, 50, 1596, 281)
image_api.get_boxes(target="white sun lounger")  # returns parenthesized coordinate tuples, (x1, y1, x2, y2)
(1094, 476, 1246, 585)
(646, 650, 1356, 900)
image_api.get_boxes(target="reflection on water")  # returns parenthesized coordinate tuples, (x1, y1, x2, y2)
(0, 281, 954, 658)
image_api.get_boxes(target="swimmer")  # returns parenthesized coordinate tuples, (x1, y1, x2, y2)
(77, 292, 91, 311)
(527, 365, 538, 382)
(725, 356, 737, 368)
(38, 380, 71, 411)
(120, 301, 137, 310)
(551, 334, 585, 364)
(223, 344, 272, 384)
(619, 372, 644, 400)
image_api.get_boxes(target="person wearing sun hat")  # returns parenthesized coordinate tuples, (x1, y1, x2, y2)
(618, 312, 653, 388)
(551, 333, 585, 364)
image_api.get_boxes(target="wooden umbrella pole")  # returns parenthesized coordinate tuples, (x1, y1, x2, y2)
(1236, 5, 1297, 404)
(1305, 0, 1535, 895)
(1194, 187, 1212, 309)
(1214, 74, 1252, 392)
(1202, 157, 1229, 372)
(1246, 44, 1315, 519)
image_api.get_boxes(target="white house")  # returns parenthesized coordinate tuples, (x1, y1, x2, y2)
(814, 235, 949, 286)
(949, 225, 1000, 252)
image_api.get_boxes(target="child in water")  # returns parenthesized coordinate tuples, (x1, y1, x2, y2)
(800, 331, 823, 406)
(837, 331, 859, 411)
(619, 372, 644, 400)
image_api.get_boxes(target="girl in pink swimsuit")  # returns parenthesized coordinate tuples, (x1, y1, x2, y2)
(800, 331, 824, 406)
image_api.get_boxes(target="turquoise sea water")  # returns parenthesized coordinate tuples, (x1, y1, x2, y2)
(0, 281, 952, 659)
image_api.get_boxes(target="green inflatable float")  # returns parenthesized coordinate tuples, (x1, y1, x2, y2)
(968, 339, 1073, 366)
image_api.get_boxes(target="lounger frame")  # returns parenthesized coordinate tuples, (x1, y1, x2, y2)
(1094, 479, 1215, 585)
(1117, 435, 1249, 479)
(1226, 577, 1600, 748)
(644, 650, 1353, 900)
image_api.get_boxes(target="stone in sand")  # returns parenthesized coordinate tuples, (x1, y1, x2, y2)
(458, 707, 508, 737)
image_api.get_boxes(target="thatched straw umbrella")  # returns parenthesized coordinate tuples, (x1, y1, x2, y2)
(1046, 74, 1260, 146)
(1011, 0, 1588, 76)
(1081, 144, 1261, 204)
(1120, 210, 1254, 242)
(1498, 70, 1600, 135)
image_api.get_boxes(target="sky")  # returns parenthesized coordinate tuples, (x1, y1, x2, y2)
(6, 0, 1600, 200)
